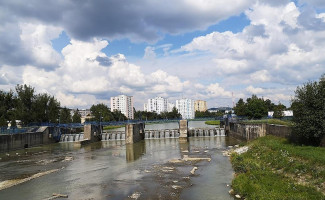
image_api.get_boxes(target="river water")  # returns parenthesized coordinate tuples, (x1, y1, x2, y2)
(0, 121, 239, 200)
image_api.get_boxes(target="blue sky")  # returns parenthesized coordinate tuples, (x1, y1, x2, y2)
(0, 0, 325, 109)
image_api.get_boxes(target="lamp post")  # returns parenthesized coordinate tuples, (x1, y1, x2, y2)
(99, 112, 102, 135)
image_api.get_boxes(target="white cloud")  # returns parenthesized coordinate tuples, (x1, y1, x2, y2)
(20, 23, 62, 68)
(246, 85, 265, 94)
(206, 83, 232, 98)
(250, 70, 271, 82)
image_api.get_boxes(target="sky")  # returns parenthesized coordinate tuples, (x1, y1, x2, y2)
(0, 0, 325, 110)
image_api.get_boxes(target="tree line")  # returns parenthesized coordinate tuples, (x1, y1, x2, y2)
(234, 95, 287, 119)
(133, 107, 181, 121)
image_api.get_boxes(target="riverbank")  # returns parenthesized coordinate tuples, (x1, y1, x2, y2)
(242, 119, 294, 126)
(230, 135, 325, 199)
(204, 120, 220, 126)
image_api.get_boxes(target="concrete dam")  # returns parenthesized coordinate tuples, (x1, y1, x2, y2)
(60, 127, 226, 142)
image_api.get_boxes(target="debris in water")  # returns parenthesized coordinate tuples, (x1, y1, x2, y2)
(235, 194, 241, 199)
(129, 192, 141, 199)
(190, 167, 198, 175)
(45, 193, 68, 200)
(171, 185, 182, 189)
(62, 156, 73, 162)
(0, 169, 60, 191)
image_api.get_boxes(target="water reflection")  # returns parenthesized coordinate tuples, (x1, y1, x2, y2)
(125, 141, 146, 162)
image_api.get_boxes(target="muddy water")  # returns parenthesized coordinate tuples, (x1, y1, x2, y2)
(0, 122, 239, 200)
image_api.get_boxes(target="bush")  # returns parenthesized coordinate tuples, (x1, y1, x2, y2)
(291, 75, 325, 146)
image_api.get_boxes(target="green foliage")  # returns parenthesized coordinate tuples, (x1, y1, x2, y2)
(134, 107, 181, 120)
(0, 84, 61, 126)
(234, 95, 286, 119)
(59, 107, 72, 124)
(234, 98, 247, 116)
(291, 74, 325, 146)
(103, 125, 124, 130)
(72, 109, 82, 123)
(89, 103, 127, 122)
(205, 120, 220, 125)
(231, 136, 325, 200)
(195, 110, 223, 118)
(242, 119, 294, 126)
(246, 95, 268, 119)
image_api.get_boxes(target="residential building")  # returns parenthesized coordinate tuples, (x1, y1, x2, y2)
(110, 95, 134, 119)
(176, 98, 195, 119)
(167, 102, 175, 112)
(194, 100, 207, 112)
(268, 110, 293, 118)
(143, 103, 148, 112)
(145, 97, 168, 114)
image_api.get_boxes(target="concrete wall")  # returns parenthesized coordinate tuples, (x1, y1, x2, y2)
(125, 123, 145, 144)
(0, 127, 56, 152)
(83, 124, 101, 142)
(229, 122, 291, 141)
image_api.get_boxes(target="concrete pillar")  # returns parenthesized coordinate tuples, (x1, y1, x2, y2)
(179, 120, 188, 142)
(125, 123, 145, 144)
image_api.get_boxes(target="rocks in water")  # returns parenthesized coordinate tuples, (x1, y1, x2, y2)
(235, 194, 241, 199)
(129, 192, 141, 199)
(229, 189, 234, 195)
(62, 156, 73, 162)
(190, 167, 198, 175)
(171, 185, 182, 190)
(234, 146, 249, 155)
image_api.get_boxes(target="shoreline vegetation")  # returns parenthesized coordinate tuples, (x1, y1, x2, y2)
(103, 125, 124, 130)
(242, 119, 294, 126)
(230, 136, 325, 199)
(204, 120, 220, 126)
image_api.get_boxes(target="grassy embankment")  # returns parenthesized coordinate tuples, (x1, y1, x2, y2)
(242, 119, 294, 126)
(103, 125, 124, 130)
(231, 135, 325, 200)
(205, 120, 220, 125)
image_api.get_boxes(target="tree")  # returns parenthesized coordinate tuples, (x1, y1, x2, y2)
(273, 103, 286, 119)
(246, 95, 268, 119)
(72, 110, 82, 123)
(15, 84, 35, 125)
(234, 98, 247, 116)
(291, 75, 325, 146)
(60, 107, 72, 124)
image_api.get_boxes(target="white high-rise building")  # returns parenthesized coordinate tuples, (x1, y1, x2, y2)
(110, 95, 134, 119)
(167, 102, 175, 112)
(145, 97, 168, 114)
(176, 98, 195, 119)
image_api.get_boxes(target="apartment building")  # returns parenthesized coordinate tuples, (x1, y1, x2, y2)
(194, 100, 207, 112)
(176, 98, 195, 119)
(144, 97, 168, 114)
(110, 95, 134, 119)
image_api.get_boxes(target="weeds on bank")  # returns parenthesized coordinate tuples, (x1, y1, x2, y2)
(231, 135, 325, 200)
(103, 125, 124, 130)
(242, 119, 294, 126)
(205, 120, 220, 126)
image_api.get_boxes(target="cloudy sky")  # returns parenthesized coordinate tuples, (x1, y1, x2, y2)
(0, 0, 324, 109)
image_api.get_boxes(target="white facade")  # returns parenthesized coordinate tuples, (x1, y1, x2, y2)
(176, 98, 195, 119)
(268, 110, 293, 118)
(110, 95, 134, 119)
(143, 103, 148, 112)
(167, 102, 175, 112)
(145, 97, 168, 114)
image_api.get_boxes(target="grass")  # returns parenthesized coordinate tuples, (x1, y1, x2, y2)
(242, 119, 294, 126)
(205, 120, 220, 125)
(103, 125, 124, 130)
(231, 135, 325, 200)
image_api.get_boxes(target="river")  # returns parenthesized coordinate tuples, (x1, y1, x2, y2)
(0, 121, 239, 200)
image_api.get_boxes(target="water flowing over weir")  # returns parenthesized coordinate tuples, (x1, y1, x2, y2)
(59, 128, 226, 142)
(59, 133, 84, 142)
(100, 128, 226, 141)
